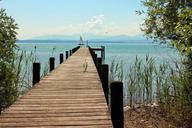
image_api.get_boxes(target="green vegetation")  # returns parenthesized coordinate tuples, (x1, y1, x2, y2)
(138, 0, 192, 56)
(132, 1, 192, 126)
(139, 0, 192, 83)
(51, 46, 56, 57)
(15, 49, 49, 91)
(109, 58, 124, 81)
(110, 56, 192, 127)
(0, 9, 19, 113)
(0, 8, 49, 113)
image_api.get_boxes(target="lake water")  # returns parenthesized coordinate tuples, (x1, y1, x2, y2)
(17, 40, 178, 67)
(17, 40, 179, 105)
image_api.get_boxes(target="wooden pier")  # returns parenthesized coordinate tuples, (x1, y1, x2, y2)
(0, 48, 113, 127)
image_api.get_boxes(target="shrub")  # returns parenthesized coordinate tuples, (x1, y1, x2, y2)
(0, 9, 18, 113)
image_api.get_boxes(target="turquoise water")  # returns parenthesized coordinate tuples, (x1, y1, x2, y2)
(17, 40, 178, 67)
(17, 41, 77, 67)
(17, 40, 179, 105)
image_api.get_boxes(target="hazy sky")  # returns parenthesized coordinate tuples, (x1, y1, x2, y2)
(1, 0, 145, 39)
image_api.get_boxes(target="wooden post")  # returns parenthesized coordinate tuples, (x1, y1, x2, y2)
(72, 46, 80, 53)
(0, 104, 2, 114)
(49, 57, 55, 72)
(77, 46, 80, 50)
(93, 52, 96, 63)
(101, 64, 109, 104)
(66, 51, 69, 59)
(70, 50, 72, 56)
(33, 62, 40, 86)
(110, 81, 124, 128)
(91, 50, 94, 59)
(60, 53, 64, 64)
(101, 46, 105, 63)
(72, 48, 75, 54)
(97, 57, 102, 77)
(95, 53, 98, 68)
(90, 47, 95, 60)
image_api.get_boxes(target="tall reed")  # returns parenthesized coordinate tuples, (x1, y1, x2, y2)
(109, 56, 192, 126)
(14, 47, 49, 93)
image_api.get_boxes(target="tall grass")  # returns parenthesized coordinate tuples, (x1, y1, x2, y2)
(110, 58, 124, 81)
(109, 56, 192, 126)
(15, 50, 35, 91)
(14, 47, 49, 93)
(0, 45, 58, 113)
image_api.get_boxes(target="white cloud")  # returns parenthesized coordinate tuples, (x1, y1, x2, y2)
(86, 14, 104, 29)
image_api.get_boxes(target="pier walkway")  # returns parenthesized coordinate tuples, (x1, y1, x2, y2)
(0, 48, 112, 127)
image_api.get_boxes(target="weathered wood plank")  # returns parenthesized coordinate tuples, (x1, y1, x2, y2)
(1, 112, 109, 118)
(0, 120, 112, 127)
(0, 48, 112, 127)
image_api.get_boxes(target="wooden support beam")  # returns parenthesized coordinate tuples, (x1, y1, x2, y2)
(110, 81, 124, 128)
(97, 57, 102, 78)
(49, 57, 55, 72)
(65, 51, 69, 59)
(101, 64, 109, 104)
(33, 62, 40, 86)
(60, 53, 64, 64)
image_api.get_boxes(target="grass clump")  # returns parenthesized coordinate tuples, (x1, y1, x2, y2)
(109, 56, 192, 127)
(15, 47, 49, 92)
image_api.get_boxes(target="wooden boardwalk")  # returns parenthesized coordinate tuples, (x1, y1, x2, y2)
(0, 48, 112, 127)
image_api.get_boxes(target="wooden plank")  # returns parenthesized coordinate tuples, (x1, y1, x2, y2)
(0, 120, 112, 127)
(0, 48, 112, 127)
(1, 112, 109, 118)
(14, 125, 112, 128)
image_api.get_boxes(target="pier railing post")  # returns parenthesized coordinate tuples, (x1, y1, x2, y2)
(77, 46, 80, 51)
(49, 57, 55, 72)
(60, 53, 64, 64)
(72, 48, 74, 54)
(89, 47, 95, 63)
(33, 62, 40, 86)
(95, 53, 98, 68)
(110, 81, 124, 128)
(101, 46, 105, 63)
(72, 46, 80, 53)
(97, 57, 102, 77)
(101, 64, 109, 104)
(0, 104, 2, 114)
(66, 51, 69, 60)
(93, 52, 96, 64)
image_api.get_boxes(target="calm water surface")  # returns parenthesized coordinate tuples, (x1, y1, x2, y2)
(17, 40, 179, 105)
(17, 41, 178, 66)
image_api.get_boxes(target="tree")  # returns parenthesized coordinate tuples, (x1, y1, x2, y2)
(139, 0, 192, 86)
(139, 0, 192, 57)
(0, 8, 18, 113)
(139, 0, 192, 126)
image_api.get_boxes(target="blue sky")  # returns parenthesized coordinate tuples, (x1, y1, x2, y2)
(1, 0, 145, 39)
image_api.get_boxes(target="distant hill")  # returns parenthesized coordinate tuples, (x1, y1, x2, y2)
(30, 35, 80, 41)
(97, 35, 146, 41)
(29, 33, 148, 42)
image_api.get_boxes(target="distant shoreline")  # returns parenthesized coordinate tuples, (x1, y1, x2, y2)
(16, 39, 153, 44)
